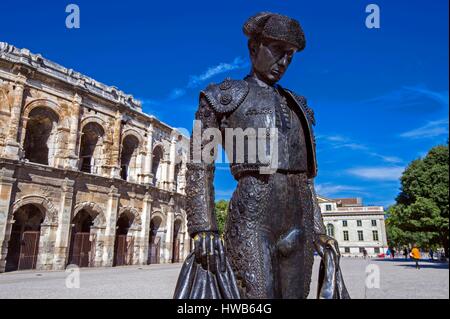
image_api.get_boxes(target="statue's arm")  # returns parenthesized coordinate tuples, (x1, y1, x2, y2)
(185, 96, 220, 237)
(308, 178, 326, 236)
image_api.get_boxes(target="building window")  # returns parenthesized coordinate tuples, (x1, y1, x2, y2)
(326, 224, 335, 237)
(342, 220, 348, 227)
(358, 230, 364, 241)
(357, 220, 362, 227)
(374, 247, 380, 254)
(325, 204, 332, 211)
(344, 247, 350, 253)
(372, 230, 379, 241)
(371, 220, 377, 227)
(343, 231, 349, 241)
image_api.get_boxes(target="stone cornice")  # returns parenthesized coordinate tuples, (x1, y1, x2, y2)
(0, 42, 142, 109)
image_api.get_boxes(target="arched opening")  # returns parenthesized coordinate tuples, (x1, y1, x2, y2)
(113, 212, 134, 266)
(120, 135, 140, 182)
(79, 122, 105, 174)
(148, 216, 162, 264)
(68, 210, 94, 268)
(5, 204, 45, 272)
(172, 219, 182, 263)
(151, 146, 164, 186)
(23, 107, 59, 165)
(327, 223, 335, 238)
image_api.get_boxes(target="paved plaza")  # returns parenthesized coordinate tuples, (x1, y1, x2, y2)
(0, 257, 448, 299)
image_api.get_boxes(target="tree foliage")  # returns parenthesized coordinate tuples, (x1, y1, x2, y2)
(386, 144, 449, 256)
(215, 200, 229, 235)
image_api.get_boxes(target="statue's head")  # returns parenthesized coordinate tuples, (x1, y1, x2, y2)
(243, 12, 306, 85)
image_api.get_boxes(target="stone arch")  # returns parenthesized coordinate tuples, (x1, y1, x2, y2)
(22, 105, 61, 165)
(80, 115, 107, 132)
(23, 99, 62, 121)
(122, 128, 144, 146)
(118, 206, 141, 231)
(151, 143, 165, 186)
(150, 210, 166, 227)
(79, 121, 106, 174)
(11, 195, 58, 225)
(73, 202, 106, 228)
(120, 131, 142, 182)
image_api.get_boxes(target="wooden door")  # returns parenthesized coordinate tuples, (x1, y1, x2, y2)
(18, 231, 40, 270)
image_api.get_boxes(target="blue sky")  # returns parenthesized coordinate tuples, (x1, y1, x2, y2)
(1, 0, 448, 208)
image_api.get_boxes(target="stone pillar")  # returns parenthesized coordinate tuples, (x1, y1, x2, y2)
(0, 168, 16, 272)
(142, 124, 154, 184)
(3, 76, 26, 160)
(52, 178, 75, 270)
(37, 223, 58, 270)
(139, 193, 153, 265)
(182, 224, 191, 260)
(65, 94, 82, 170)
(167, 135, 177, 192)
(109, 112, 123, 178)
(103, 186, 120, 266)
(163, 198, 175, 263)
(161, 157, 170, 191)
(53, 126, 71, 168)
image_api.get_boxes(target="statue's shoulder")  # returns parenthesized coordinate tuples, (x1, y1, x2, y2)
(201, 78, 249, 114)
(282, 87, 316, 126)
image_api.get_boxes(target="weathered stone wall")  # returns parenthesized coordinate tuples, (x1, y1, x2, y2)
(0, 42, 190, 272)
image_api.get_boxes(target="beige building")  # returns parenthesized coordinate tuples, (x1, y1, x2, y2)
(318, 196, 388, 257)
(0, 42, 191, 272)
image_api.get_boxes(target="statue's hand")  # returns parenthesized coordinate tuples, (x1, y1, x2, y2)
(314, 234, 340, 260)
(193, 232, 226, 273)
(313, 234, 350, 299)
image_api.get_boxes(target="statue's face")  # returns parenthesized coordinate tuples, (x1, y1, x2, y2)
(249, 39, 297, 85)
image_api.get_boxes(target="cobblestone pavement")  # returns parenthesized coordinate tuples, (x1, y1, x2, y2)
(0, 257, 448, 299)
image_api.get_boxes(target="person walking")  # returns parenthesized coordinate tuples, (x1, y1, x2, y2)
(403, 247, 409, 259)
(429, 248, 434, 261)
(410, 244, 421, 269)
(363, 248, 368, 259)
(391, 248, 396, 259)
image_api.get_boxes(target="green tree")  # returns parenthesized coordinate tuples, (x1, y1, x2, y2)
(386, 144, 449, 256)
(215, 200, 229, 235)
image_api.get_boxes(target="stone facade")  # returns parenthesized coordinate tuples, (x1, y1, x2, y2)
(0, 42, 191, 272)
(318, 196, 388, 257)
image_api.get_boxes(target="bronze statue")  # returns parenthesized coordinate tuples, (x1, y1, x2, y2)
(174, 12, 350, 299)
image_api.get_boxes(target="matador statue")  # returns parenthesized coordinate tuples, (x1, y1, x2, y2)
(174, 12, 350, 299)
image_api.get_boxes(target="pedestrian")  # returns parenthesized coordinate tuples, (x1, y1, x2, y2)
(391, 248, 396, 259)
(429, 248, 434, 261)
(363, 248, 368, 259)
(403, 247, 408, 259)
(410, 244, 421, 269)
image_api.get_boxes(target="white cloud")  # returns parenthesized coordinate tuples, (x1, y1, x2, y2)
(187, 57, 248, 88)
(400, 119, 449, 139)
(315, 183, 366, 197)
(317, 134, 403, 164)
(346, 166, 404, 181)
(140, 56, 249, 105)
